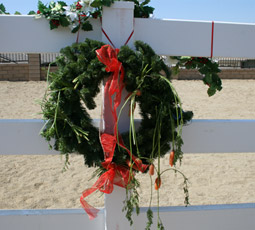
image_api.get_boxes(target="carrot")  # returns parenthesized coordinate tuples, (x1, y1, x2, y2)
(135, 158, 142, 167)
(169, 150, 175, 167)
(149, 164, 154, 176)
(155, 177, 161, 190)
(126, 159, 139, 171)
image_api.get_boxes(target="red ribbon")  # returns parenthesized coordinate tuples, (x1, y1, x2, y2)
(80, 45, 148, 220)
(76, 15, 81, 44)
(96, 45, 125, 129)
(211, 21, 214, 58)
(100, 17, 135, 48)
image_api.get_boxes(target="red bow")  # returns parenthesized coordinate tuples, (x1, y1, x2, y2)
(80, 45, 148, 220)
(96, 45, 125, 129)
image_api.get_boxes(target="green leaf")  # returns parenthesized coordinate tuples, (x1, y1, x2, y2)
(145, 208, 153, 230)
(172, 65, 180, 75)
(102, 0, 114, 7)
(81, 21, 93, 31)
(28, 10, 36, 15)
(141, 0, 151, 6)
(133, 0, 140, 5)
(49, 1, 56, 9)
(90, 0, 102, 7)
(57, 1, 68, 7)
(43, 9, 51, 16)
(199, 66, 209, 74)
(50, 20, 59, 30)
(143, 6, 154, 14)
(180, 57, 191, 63)
(59, 16, 70, 27)
(211, 62, 221, 73)
(203, 73, 212, 83)
(207, 87, 216, 97)
(71, 25, 80, 33)
(38, 0, 47, 12)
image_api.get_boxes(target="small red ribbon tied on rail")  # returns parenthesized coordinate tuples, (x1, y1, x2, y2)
(80, 45, 148, 220)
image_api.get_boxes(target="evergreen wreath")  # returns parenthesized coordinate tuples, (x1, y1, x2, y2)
(41, 38, 193, 168)
(40, 38, 194, 228)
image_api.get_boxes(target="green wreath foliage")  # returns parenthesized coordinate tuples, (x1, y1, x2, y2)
(41, 38, 193, 169)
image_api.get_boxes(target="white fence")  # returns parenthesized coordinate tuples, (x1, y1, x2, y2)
(1, 204, 255, 230)
(1, 119, 255, 155)
(1, 12, 255, 58)
(1, 1, 255, 229)
(0, 119, 255, 230)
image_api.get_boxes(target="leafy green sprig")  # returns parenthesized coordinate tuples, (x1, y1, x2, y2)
(116, 64, 190, 229)
(91, 0, 154, 18)
(37, 0, 96, 32)
(122, 178, 140, 226)
(172, 56, 222, 96)
(37, 0, 154, 33)
(37, 1, 70, 30)
(133, 0, 154, 18)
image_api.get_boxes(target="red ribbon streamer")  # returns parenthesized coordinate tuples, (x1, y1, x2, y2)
(101, 27, 116, 48)
(80, 45, 148, 220)
(100, 18, 135, 48)
(211, 21, 215, 58)
(76, 15, 81, 44)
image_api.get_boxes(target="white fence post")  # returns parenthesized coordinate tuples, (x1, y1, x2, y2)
(101, 2, 135, 230)
(105, 186, 131, 230)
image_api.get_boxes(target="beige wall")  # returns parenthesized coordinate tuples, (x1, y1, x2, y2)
(28, 54, 41, 81)
(0, 64, 29, 81)
(176, 69, 255, 80)
(0, 54, 58, 81)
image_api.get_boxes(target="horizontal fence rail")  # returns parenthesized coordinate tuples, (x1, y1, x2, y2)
(0, 209, 105, 230)
(0, 16, 102, 53)
(132, 19, 255, 58)
(1, 119, 255, 155)
(1, 15, 255, 58)
(0, 204, 254, 230)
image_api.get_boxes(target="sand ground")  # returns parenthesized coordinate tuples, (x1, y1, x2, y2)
(0, 80, 254, 209)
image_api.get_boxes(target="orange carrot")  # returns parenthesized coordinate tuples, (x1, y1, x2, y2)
(149, 164, 154, 176)
(126, 159, 139, 171)
(135, 158, 142, 167)
(169, 150, 175, 167)
(155, 177, 161, 190)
